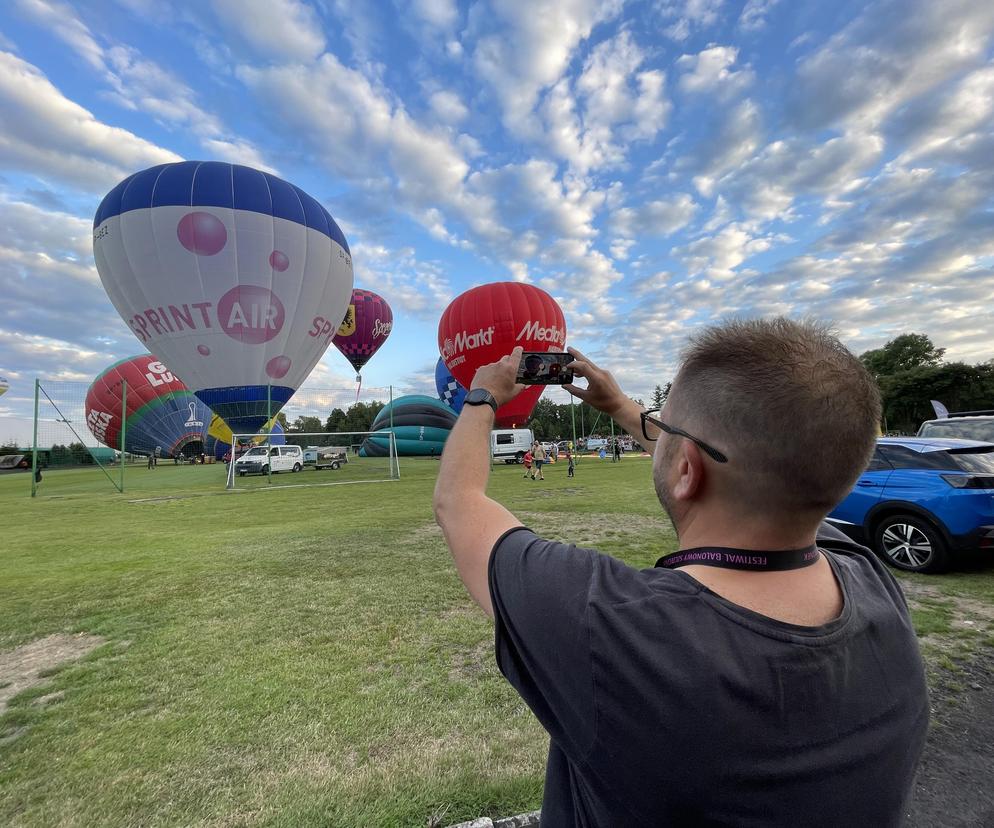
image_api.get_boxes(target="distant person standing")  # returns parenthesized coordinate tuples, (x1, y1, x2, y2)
(147, 453, 154, 470)
(614, 440, 621, 461)
(522, 449, 534, 479)
(567, 449, 575, 478)
(532, 442, 546, 480)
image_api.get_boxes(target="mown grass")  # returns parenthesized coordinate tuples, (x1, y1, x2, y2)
(0, 456, 667, 827)
(1, 454, 992, 826)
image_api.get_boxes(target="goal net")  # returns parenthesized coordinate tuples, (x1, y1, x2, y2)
(223, 431, 399, 491)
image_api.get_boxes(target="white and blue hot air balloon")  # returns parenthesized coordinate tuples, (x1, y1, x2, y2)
(434, 357, 467, 414)
(93, 161, 354, 436)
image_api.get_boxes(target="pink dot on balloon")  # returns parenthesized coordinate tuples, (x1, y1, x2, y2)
(269, 250, 289, 272)
(266, 355, 291, 379)
(177, 211, 227, 256)
(197, 344, 210, 356)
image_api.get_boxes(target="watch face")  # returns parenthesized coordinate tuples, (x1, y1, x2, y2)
(466, 389, 496, 406)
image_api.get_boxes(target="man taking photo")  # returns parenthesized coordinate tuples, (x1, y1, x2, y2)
(433, 318, 928, 827)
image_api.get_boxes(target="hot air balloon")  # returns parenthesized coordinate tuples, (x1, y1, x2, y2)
(438, 282, 566, 428)
(434, 357, 467, 414)
(84, 355, 212, 458)
(204, 414, 286, 459)
(359, 395, 457, 457)
(332, 289, 393, 390)
(93, 161, 353, 437)
(0, 376, 8, 397)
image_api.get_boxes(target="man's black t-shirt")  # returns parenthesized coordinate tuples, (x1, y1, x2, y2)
(488, 524, 929, 827)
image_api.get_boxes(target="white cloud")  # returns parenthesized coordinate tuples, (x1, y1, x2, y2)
(788, 0, 994, 133)
(14, 1, 273, 172)
(350, 241, 452, 318)
(428, 90, 469, 124)
(676, 45, 753, 95)
(658, 0, 725, 41)
(13, 0, 105, 70)
(0, 51, 181, 192)
(409, 0, 458, 29)
(471, 0, 623, 138)
(890, 66, 994, 166)
(681, 98, 763, 194)
(610, 193, 699, 238)
(542, 30, 670, 173)
(209, 0, 326, 61)
(737, 0, 781, 32)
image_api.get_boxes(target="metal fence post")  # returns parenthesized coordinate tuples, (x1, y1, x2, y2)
(119, 379, 127, 493)
(31, 379, 39, 497)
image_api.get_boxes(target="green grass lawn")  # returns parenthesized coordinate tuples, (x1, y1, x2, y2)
(1, 455, 992, 826)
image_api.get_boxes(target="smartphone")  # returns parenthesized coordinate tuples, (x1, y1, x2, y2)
(517, 352, 575, 385)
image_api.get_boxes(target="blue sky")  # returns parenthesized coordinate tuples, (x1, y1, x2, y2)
(1, 0, 993, 442)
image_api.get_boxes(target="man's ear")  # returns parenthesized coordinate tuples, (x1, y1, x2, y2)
(671, 440, 705, 502)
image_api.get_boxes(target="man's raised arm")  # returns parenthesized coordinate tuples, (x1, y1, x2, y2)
(433, 347, 525, 618)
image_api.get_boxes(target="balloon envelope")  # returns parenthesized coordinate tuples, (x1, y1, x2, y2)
(93, 161, 353, 435)
(85, 355, 211, 457)
(205, 414, 285, 458)
(0, 376, 8, 397)
(360, 395, 457, 456)
(332, 288, 393, 377)
(438, 282, 566, 428)
(434, 357, 467, 414)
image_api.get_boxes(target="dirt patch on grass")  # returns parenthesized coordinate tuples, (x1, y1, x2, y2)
(515, 510, 675, 550)
(0, 633, 105, 714)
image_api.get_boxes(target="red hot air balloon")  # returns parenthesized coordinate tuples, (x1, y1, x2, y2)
(332, 289, 393, 382)
(438, 282, 566, 428)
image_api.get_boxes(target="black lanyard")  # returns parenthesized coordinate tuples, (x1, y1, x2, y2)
(655, 545, 820, 572)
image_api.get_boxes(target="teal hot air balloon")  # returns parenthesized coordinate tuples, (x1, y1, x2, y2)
(360, 395, 457, 457)
(93, 161, 354, 437)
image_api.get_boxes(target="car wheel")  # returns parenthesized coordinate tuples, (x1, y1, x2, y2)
(293, 463, 301, 472)
(515, 452, 524, 464)
(330, 461, 340, 470)
(873, 514, 949, 573)
(262, 464, 270, 475)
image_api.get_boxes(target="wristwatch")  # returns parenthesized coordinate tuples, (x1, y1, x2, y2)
(464, 388, 498, 414)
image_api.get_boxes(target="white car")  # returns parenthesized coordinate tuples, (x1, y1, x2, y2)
(234, 444, 303, 476)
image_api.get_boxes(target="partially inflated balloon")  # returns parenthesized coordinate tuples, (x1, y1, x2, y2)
(434, 357, 467, 414)
(360, 395, 457, 457)
(438, 282, 566, 428)
(332, 289, 392, 380)
(85, 355, 211, 457)
(93, 161, 353, 435)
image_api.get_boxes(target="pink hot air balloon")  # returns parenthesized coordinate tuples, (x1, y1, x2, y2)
(332, 289, 393, 384)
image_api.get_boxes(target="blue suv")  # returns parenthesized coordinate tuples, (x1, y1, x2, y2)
(827, 437, 994, 573)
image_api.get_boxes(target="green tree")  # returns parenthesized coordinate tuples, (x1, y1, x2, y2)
(860, 333, 945, 378)
(649, 383, 671, 409)
(880, 362, 994, 433)
(290, 415, 324, 433)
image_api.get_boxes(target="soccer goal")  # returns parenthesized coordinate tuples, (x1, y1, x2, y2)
(224, 431, 399, 491)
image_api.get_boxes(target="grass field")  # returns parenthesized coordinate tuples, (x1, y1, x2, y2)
(2, 454, 993, 827)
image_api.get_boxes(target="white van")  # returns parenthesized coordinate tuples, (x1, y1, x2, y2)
(491, 429, 534, 464)
(234, 444, 303, 476)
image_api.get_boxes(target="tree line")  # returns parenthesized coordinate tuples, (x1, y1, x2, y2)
(858, 333, 994, 433)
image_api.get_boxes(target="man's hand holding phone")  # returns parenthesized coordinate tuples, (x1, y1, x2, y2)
(517, 352, 575, 384)
(564, 347, 638, 422)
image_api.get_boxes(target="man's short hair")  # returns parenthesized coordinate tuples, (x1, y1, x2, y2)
(669, 317, 881, 516)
